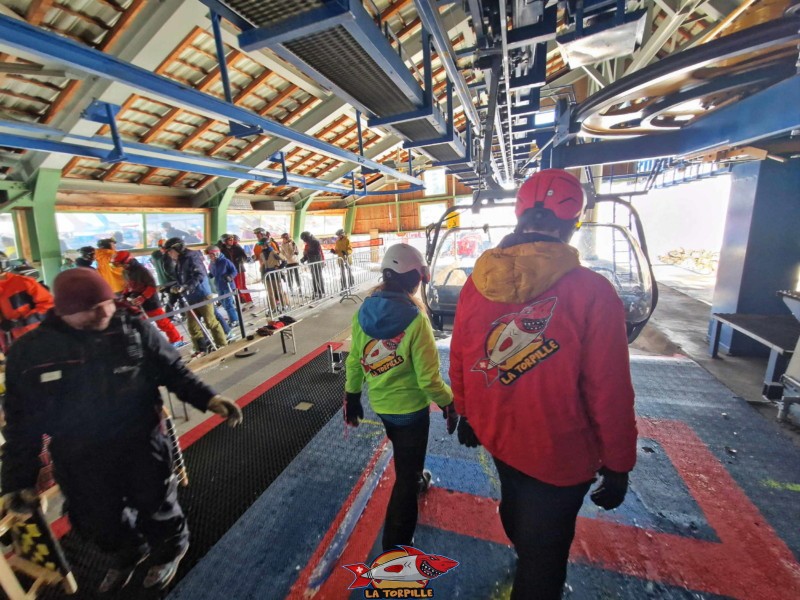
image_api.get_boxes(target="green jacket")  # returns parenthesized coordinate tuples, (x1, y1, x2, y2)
(346, 291, 452, 415)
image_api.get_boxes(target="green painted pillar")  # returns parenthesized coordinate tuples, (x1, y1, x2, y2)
(293, 199, 310, 240)
(30, 168, 61, 285)
(344, 205, 356, 236)
(209, 188, 235, 243)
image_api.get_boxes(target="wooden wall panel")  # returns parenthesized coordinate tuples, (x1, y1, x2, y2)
(56, 192, 191, 210)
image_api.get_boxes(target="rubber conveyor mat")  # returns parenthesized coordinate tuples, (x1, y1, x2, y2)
(35, 350, 347, 599)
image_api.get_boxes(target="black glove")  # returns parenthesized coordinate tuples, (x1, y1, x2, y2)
(590, 467, 629, 510)
(441, 403, 458, 435)
(457, 417, 480, 448)
(0, 319, 17, 332)
(344, 392, 363, 427)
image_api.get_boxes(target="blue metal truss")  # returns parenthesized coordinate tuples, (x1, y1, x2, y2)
(552, 75, 800, 168)
(0, 14, 422, 187)
(0, 118, 358, 195)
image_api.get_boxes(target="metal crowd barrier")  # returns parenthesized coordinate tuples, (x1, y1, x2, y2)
(141, 248, 384, 347)
(251, 249, 384, 319)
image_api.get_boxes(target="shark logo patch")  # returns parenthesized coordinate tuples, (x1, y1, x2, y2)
(472, 297, 560, 386)
(361, 333, 406, 376)
(343, 545, 458, 596)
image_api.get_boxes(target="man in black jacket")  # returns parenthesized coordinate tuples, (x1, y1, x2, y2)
(300, 231, 325, 299)
(1, 268, 242, 593)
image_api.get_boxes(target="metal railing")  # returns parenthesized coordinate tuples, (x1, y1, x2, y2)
(246, 249, 385, 319)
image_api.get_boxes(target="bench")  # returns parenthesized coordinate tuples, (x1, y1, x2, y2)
(278, 319, 301, 355)
(709, 313, 800, 399)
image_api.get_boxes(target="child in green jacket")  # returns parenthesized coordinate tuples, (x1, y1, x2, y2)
(345, 244, 457, 551)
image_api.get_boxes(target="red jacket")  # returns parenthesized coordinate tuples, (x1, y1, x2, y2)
(449, 237, 637, 486)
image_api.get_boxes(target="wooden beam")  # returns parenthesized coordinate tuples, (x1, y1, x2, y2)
(43, 0, 146, 124)
(26, 0, 54, 25)
(258, 84, 299, 117)
(381, 0, 413, 21)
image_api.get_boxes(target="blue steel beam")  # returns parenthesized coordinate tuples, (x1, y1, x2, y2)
(0, 15, 422, 187)
(413, 0, 481, 134)
(0, 122, 356, 195)
(552, 75, 800, 168)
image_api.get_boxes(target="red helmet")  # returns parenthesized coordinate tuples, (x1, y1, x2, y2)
(515, 169, 585, 221)
(112, 251, 132, 266)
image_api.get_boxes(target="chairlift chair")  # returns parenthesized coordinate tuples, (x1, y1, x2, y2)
(422, 195, 658, 343)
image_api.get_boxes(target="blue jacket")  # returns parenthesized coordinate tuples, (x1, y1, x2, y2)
(208, 255, 237, 295)
(174, 249, 212, 303)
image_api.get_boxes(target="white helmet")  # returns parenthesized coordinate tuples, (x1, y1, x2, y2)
(381, 244, 430, 284)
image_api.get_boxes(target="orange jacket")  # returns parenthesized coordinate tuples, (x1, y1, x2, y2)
(0, 273, 54, 340)
(95, 248, 125, 293)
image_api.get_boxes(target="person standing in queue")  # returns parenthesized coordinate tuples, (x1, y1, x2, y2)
(449, 169, 637, 599)
(300, 231, 325, 299)
(95, 238, 125, 293)
(112, 251, 186, 348)
(0, 252, 53, 352)
(0, 267, 243, 593)
(331, 228, 355, 291)
(218, 234, 252, 306)
(75, 246, 96, 269)
(344, 243, 457, 551)
(163, 238, 228, 355)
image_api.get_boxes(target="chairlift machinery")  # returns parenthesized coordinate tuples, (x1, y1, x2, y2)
(423, 189, 658, 344)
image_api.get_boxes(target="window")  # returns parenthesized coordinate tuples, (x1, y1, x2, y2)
(227, 213, 293, 242)
(423, 168, 447, 196)
(305, 213, 344, 236)
(57, 212, 145, 251)
(419, 202, 447, 228)
(145, 213, 206, 247)
(0, 214, 17, 259)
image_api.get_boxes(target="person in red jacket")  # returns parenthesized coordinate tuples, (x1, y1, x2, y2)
(113, 252, 186, 347)
(449, 169, 637, 600)
(0, 252, 54, 351)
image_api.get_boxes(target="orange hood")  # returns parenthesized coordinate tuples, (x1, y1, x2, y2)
(471, 241, 580, 304)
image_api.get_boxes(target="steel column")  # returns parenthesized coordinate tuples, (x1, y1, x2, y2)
(210, 188, 236, 242)
(29, 168, 61, 285)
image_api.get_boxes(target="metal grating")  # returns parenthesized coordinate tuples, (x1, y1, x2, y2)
(286, 26, 418, 117)
(423, 142, 462, 162)
(220, 0, 325, 28)
(38, 350, 347, 599)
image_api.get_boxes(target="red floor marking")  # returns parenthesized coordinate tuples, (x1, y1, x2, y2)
(295, 417, 800, 600)
(288, 439, 389, 596)
(290, 467, 397, 599)
(49, 343, 342, 541)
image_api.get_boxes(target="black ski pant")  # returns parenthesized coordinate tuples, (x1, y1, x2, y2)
(494, 458, 592, 600)
(55, 427, 189, 567)
(379, 409, 429, 551)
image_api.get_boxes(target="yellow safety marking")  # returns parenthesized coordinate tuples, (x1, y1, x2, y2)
(477, 447, 500, 492)
(762, 479, 800, 492)
(489, 580, 512, 599)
